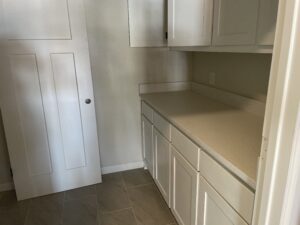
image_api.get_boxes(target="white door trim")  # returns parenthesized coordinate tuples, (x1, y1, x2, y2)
(255, 0, 300, 222)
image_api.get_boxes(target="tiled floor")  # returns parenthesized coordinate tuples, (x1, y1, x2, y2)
(0, 169, 178, 225)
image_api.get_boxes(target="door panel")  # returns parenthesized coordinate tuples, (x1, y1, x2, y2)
(168, 0, 213, 46)
(10, 54, 52, 176)
(212, 0, 259, 45)
(3, 0, 71, 40)
(142, 116, 154, 177)
(51, 53, 86, 170)
(154, 129, 170, 206)
(0, 0, 102, 200)
(171, 146, 198, 225)
(198, 177, 248, 225)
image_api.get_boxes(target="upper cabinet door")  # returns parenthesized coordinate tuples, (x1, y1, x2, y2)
(128, 0, 167, 47)
(168, 0, 213, 46)
(212, 0, 259, 46)
(256, 0, 279, 45)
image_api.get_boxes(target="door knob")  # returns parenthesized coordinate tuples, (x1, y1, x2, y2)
(85, 99, 92, 104)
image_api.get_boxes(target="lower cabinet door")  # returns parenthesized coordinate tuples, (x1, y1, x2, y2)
(142, 115, 154, 177)
(171, 146, 199, 225)
(198, 176, 249, 225)
(154, 129, 171, 206)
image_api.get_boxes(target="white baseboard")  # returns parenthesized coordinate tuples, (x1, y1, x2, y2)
(139, 82, 191, 94)
(101, 161, 145, 175)
(0, 182, 14, 192)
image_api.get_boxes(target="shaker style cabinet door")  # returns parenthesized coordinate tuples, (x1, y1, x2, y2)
(154, 129, 171, 206)
(198, 177, 248, 225)
(128, 0, 167, 47)
(212, 0, 259, 45)
(171, 146, 199, 225)
(256, 0, 279, 45)
(168, 0, 213, 46)
(142, 116, 155, 177)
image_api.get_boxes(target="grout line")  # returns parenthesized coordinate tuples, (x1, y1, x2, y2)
(120, 172, 139, 225)
(125, 182, 155, 190)
(60, 191, 66, 225)
(23, 197, 32, 225)
(99, 207, 134, 215)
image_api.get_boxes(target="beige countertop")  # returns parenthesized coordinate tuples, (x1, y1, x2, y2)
(141, 91, 264, 190)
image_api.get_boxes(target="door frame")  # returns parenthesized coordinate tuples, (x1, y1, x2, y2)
(254, 0, 300, 222)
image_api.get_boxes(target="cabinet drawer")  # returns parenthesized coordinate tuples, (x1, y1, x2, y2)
(153, 111, 171, 141)
(141, 101, 153, 122)
(171, 126, 200, 171)
(200, 151, 254, 224)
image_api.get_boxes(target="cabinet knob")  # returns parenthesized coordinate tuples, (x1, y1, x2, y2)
(85, 99, 92, 104)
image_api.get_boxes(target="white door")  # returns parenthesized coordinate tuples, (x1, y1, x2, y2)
(198, 177, 248, 225)
(0, 0, 102, 200)
(171, 146, 199, 225)
(128, 0, 167, 47)
(154, 129, 171, 206)
(212, 0, 259, 45)
(142, 116, 154, 177)
(168, 0, 213, 46)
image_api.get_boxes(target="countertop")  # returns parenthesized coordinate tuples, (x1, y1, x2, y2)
(141, 91, 264, 189)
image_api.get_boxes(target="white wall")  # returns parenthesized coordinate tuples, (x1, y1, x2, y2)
(192, 53, 272, 102)
(83, 0, 192, 170)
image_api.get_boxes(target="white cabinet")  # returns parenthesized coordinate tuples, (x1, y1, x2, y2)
(171, 146, 199, 225)
(154, 129, 171, 206)
(256, 0, 279, 45)
(142, 115, 155, 177)
(168, 0, 213, 46)
(198, 177, 248, 225)
(212, 0, 259, 45)
(128, 0, 167, 47)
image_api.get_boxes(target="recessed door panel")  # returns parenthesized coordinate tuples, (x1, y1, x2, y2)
(10, 54, 52, 176)
(3, 0, 71, 40)
(51, 53, 86, 170)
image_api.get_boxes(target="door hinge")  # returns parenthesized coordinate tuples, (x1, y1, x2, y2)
(10, 168, 13, 177)
(165, 32, 168, 40)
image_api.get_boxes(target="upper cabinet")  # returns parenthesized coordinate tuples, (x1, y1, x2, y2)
(168, 0, 213, 46)
(256, 0, 279, 45)
(128, 0, 279, 51)
(128, 0, 167, 47)
(212, 0, 259, 46)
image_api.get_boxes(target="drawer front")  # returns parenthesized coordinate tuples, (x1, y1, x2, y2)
(200, 151, 254, 224)
(141, 101, 153, 122)
(153, 111, 171, 141)
(171, 126, 200, 171)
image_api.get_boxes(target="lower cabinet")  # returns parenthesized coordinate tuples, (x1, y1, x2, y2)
(154, 129, 171, 206)
(198, 176, 248, 225)
(141, 115, 155, 177)
(171, 146, 199, 225)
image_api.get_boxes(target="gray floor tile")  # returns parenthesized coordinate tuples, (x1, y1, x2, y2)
(97, 173, 130, 213)
(98, 208, 137, 225)
(0, 210, 27, 225)
(25, 193, 64, 225)
(65, 185, 97, 201)
(0, 190, 30, 212)
(122, 169, 153, 188)
(0, 190, 30, 225)
(127, 184, 175, 225)
(62, 196, 98, 225)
